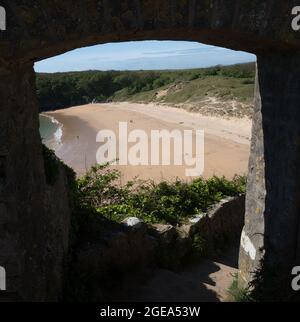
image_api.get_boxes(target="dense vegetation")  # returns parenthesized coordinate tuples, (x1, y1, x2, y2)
(36, 63, 255, 112)
(75, 163, 246, 226)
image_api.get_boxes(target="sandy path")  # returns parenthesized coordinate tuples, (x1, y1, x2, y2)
(111, 246, 239, 302)
(47, 103, 251, 181)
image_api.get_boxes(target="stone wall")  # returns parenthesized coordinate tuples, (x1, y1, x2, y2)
(0, 1, 299, 63)
(0, 63, 71, 301)
(183, 195, 245, 257)
(239, 53, 300, 300)
(70, 195, 245, 301)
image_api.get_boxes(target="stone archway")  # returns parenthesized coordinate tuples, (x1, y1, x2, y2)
(0, 1, 300, 301)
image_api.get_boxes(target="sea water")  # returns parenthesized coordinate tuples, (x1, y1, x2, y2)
(39, 114, 63, 150)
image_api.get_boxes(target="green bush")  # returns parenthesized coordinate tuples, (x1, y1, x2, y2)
(76, 163, 246, 226)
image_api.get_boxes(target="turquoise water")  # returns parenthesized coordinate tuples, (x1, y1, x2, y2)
(39, 114, 62, 149)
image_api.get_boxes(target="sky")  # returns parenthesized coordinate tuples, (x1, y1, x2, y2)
(34, 41, 256, 73)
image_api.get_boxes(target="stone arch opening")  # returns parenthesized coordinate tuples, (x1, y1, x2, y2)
(36, 42, 254, 302)
(36, 40, 255, 182)
(1, 1, 300, 301)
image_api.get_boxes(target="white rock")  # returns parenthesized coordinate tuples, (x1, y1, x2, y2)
(241, 230, 256, 260)
(152, 224, 174, 234)
(189, 213, 205, 224)
(122, 217, 143, 228)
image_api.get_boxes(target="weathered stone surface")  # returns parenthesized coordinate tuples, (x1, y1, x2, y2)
(239, 54, 300, 300)
(151, 224, 177, 241)
(149, 224, 183, 269)
(179, 195, 245, 257)
(0, 63, 71, 301)
(74, 226, 157, 301)
(0, 0, 299, 62)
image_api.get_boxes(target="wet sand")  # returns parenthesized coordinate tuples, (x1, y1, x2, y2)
(47, 103, 251, 182)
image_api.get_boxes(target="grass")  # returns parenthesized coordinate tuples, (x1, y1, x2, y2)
(124, 76, 254, 105)
(112, 70, 254, 118)
(228, 274, 252, 302)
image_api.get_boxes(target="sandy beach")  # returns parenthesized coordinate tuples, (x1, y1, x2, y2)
(47, 102, 251, 182)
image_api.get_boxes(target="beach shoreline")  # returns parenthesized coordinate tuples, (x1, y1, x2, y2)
(39, 113, 64, 150)
(46, 102, 251, 182)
